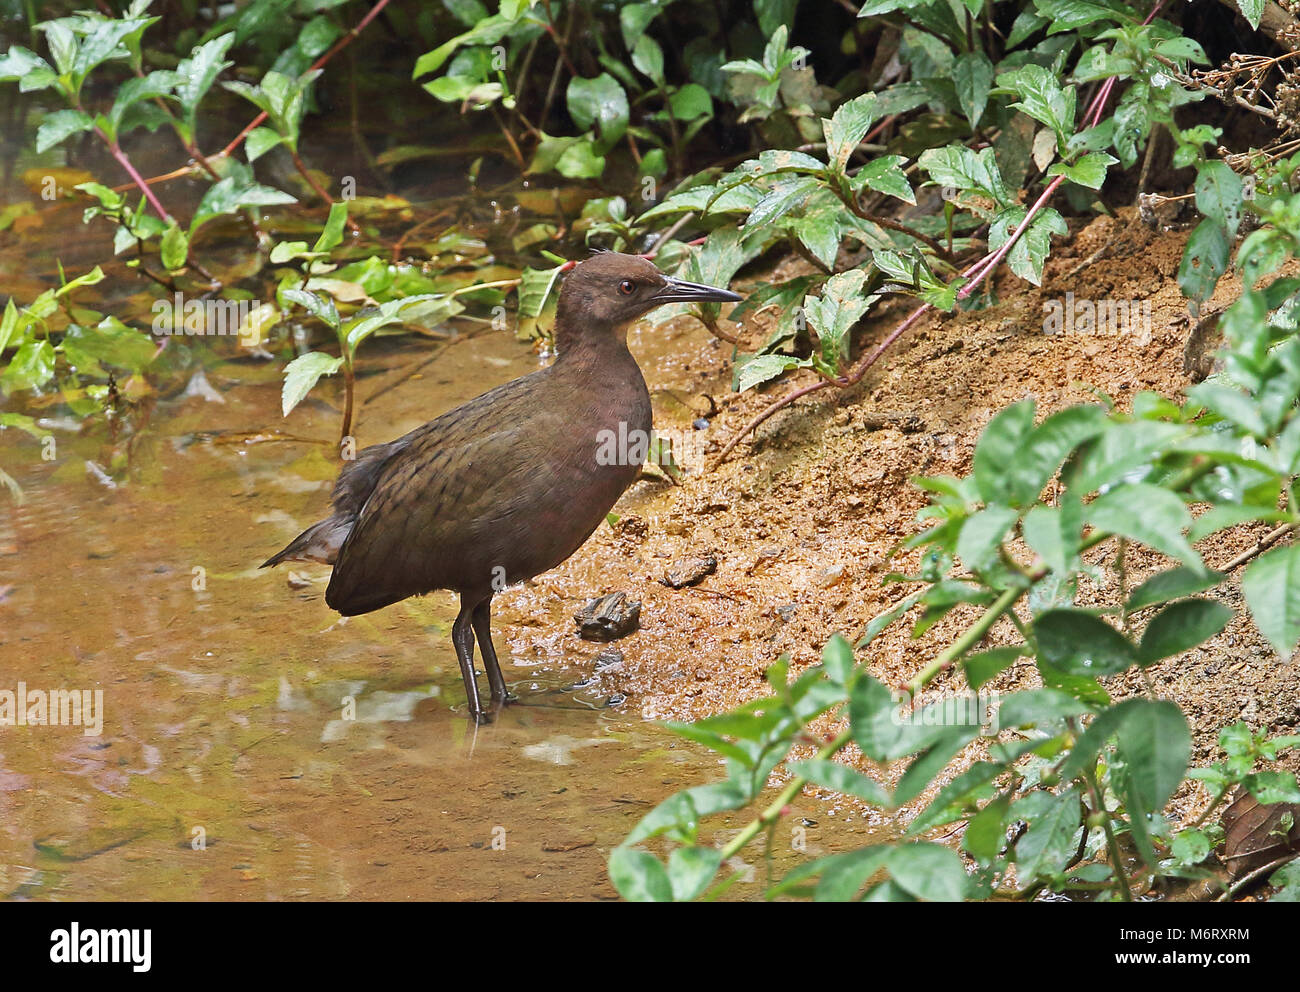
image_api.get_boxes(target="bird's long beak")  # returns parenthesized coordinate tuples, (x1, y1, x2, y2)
(652, 277, 743, 304)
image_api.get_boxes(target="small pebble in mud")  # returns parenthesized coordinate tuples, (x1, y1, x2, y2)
(663, 554, 717, 589)
(286, 570, 314, 589)
(814, 565, 844, 588)
(776, 604, 798, 622)
(594, 647, 625, 671)
(692, 418, 710, 430)
(611, 514, 649, 540)
(606, 693, 626, 707)
(574, 591, 641, 641)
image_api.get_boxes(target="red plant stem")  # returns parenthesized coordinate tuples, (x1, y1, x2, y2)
(710, 3, 1159, 467)
(100, 130, 172, 221)
(862, 115, 895, 144)
(217, 0, 394, 160)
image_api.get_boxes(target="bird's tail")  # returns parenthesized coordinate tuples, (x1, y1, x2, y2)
(261, 515, 353, 568)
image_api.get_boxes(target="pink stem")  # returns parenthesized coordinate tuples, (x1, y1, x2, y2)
(100, 130, 172, 221)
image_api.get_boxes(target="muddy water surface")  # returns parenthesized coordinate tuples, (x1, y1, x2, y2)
(0, 303, 883, 900)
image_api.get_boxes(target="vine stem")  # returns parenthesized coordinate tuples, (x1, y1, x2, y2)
(1219, 521, 1295, 572)
(1215, 852, 1296, 901)
(290, 149, 362, 234)
(718, 729, 852, 862)
(905, 585, 1022, 696)
(705, 1, 1159, 470)
(1081, 761, 1135, 901)
(217, 0, 394, 160)
(90, 124, 172, 221)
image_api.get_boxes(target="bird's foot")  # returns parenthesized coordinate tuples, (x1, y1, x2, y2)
(467, 706, 495, 725)
(491, 689, 519, 705)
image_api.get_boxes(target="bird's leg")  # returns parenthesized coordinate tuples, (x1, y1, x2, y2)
(472, 596, 516, 705)
(452, 602, 489, 724)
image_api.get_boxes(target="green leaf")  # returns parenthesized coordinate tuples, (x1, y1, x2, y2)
(1236, 0, 1265, 29)
(624, 781, 750, 845)
(566, 73, 629, 149)
(282, 288, 340, 330)
(823, 92, 881, 173)
(789, 758, 891, 806)
(956, 504, 1019, 573)
(998, 64, 1076, 147)
(666, 846, 722, 901)
(175, 33, 235, 133)
(56, 265, 105, 297)
(1178, 218, 1231, 303)
(107, 70, 177, 135)
(918, 145, 1013, 212)
(1046, 151, 1117, 190)
(1242, 544, 1300, 657)
(858, 588, 925, 647)
(619, 2, 661, 49)
(1023, 505, 1072, 576)
(1034, 609, 1137, 677)
(989, 205, 1068, 286)
(0, 46, 55, 90)
(1172, 828, 1212, 865)
(343, 295, 441, 351)
(0, 300, 21, 354)
(887, 843, 967, 901)
(36, 109, 93, 153)
(1116, 699, 1191, 813)
(281, 350, 344, 417)
(909, 761, 1005, 835)
(820, 633, 855, 685)
(952, 52, 993, 128)
(1138, 599, 1232, 665)
(1194, 160, 1243, 236)
(802, 267, 877, 371)
(313, 201, 349, 254)
(996, 687, 1092, 728)
(555, 138, 606, 179)
(963, 796, 1011, 862)
(894, 723, 982, 804)
(669, 83, 712, 121)
(850, 155, 914, 204)
(1071, 420, 1190, 494)
(1245, 770, 1300, 804)
(63, 316, 156, 372)
(1086, 483, 1199, 568)
(964, 646, 1029, 691)
(1014, 789, 1081, 882)
(972, 399, 1035, 505)
(245, 126, 282, 162)
(798, 847, 889, 901)
(190, 176, 296, 236)
(159, 222, 189, 271)
(518, 264, 565, 319)
(631, 35, 664, 83)
(849, 674, 909, 761)
(1127, 566, 1227, 611)
(0, 338, 55, 392)
(608, 847, 673, 902)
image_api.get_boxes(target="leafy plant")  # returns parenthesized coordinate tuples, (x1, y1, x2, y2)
(612, 144, 1300, 900)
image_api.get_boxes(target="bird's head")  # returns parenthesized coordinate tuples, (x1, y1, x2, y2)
(555, 252, 741, 348)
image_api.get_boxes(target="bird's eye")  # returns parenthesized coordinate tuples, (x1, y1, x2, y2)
(618, 279, 635, 296)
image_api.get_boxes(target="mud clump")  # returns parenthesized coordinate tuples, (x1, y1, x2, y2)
(574, 591, 641, 641)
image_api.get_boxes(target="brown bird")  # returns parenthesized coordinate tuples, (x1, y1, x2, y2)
(263, 252, 742, 721)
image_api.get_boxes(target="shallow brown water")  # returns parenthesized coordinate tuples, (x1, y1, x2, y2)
(0, 303, 886, 900)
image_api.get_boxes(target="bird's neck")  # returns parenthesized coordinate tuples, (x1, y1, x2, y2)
(551, 316, 639, 379)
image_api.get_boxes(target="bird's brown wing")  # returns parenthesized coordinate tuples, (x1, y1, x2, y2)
(324, 372, 564, 615)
